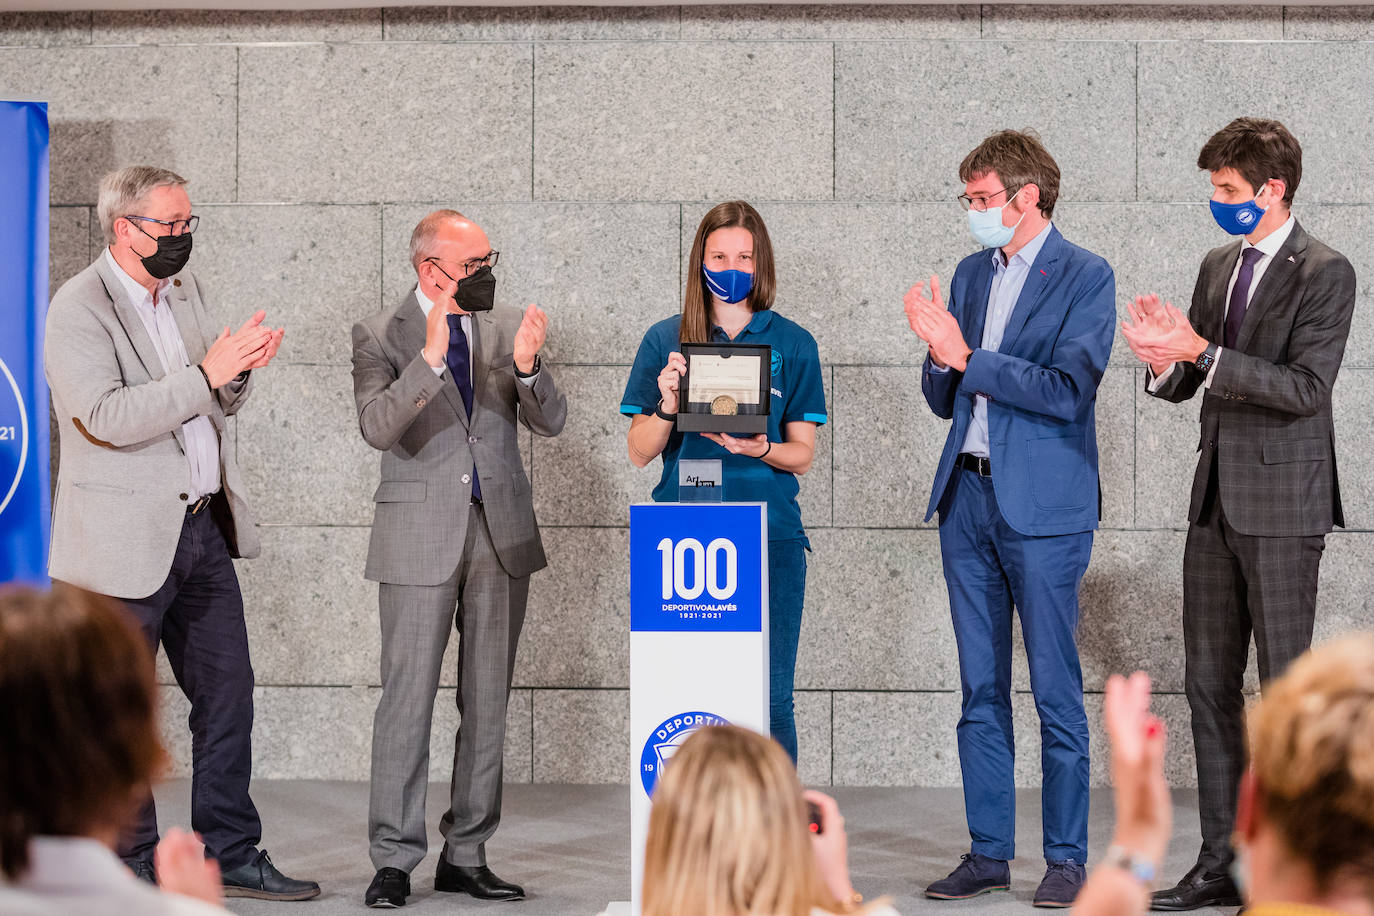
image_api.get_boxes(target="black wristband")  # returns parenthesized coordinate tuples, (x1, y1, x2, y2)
(654, 399, 676, 422)
(515, 355, 540, 378)
(197, 364, 214, 391)
(761, 440, 772, 459)
(234, 369, 251, 384)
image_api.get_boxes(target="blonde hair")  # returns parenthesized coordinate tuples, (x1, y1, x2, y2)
(642, 725, 840, 916)
(96, 166, 188, 244)
(1249, 633, 1374, 895)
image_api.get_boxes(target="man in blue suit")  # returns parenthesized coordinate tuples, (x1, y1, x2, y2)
(904, 130, 1116, 908)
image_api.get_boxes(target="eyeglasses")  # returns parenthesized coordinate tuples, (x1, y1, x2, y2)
(425, 251, 499, 279)
(957, 187, 1018, 212)
(123, 214, 199, 236)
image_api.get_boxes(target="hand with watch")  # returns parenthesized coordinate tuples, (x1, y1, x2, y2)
(1104, 671, 1170, 881)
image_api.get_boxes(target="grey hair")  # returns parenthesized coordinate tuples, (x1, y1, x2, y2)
(96, 166, 188, 245)
(409, 209, 468, 274)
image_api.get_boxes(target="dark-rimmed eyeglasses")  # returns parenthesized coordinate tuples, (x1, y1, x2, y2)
(123, 214, 200, 236)
(957, 187, 1018, 212)
(424, 251, 499, 279)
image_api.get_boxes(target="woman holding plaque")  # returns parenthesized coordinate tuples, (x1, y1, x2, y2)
(621, 200, 828, 763)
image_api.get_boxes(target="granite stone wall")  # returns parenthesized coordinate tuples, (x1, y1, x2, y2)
(11, 4, 1374, 788)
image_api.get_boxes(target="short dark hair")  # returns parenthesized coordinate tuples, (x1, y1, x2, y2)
(0, 585, 167, 879)
(1197, 117, 1302, 206)
(959, 129, 1061, 218)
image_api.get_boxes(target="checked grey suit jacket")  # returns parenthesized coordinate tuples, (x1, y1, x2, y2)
(351, 292, 567, 586)
(1149, 220, 1357, 538)
(44, 255, 259, 600)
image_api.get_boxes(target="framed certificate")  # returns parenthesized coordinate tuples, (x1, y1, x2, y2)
(677, 342, 771, 434)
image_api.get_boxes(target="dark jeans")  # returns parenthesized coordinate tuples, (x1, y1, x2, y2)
(768, 537, 808, 763)
(116, 504, 262, 870)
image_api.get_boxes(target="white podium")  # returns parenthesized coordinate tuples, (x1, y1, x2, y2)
(623, 502, 770, 915)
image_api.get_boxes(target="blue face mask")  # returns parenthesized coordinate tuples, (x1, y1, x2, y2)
(703, 266, 753, 304)
(1210, 195, 1266, 235)
(967, 203, 1025, 249)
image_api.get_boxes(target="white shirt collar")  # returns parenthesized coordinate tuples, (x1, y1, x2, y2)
(104, 247, 169, 311)
(1245, 213, 1296, 259)
(17, 836, 135, 892)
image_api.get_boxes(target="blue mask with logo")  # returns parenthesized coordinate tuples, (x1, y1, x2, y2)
(1210, 196, 1266, 235)
(967, 203, 1024, 249)
(703, 266, 753, 304)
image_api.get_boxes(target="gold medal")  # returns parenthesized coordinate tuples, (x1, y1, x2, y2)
(710, 395, 738, 416)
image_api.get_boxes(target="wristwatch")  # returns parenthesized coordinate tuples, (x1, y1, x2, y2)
(654, 399, 676, 422)
(1102, 845, 1156, 884)
(514, 355, 541, 378)
(1194, 343, 1218, 374)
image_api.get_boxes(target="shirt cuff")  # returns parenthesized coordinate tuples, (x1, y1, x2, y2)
(517, 370, 538, 388)
(423, 352, 445, 376)
(928, 361, 951, 375)
(1145, 362, 1174, 392)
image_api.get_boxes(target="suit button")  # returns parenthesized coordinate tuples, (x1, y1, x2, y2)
(461, 474, 471, 485)
(179, 492, 189, 501)
(173, 278, 182, 287)
(468, 435, 477, 444)
(415, 397, 427, 408)
(1209, 440, 1215, 449)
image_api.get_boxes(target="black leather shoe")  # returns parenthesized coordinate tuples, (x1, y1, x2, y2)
(221, 850, 321, 901)
(123, 857, 156, 885)
(1151, 863, 1242, 911)
(435, 860, 525, 901)
(365, 867, 410, 908)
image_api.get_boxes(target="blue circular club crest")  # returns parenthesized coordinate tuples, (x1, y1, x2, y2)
(639, 710, 730, 796)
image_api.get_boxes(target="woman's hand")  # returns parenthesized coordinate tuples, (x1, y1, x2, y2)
(1104, 671, 1171, 867)
(804, 790, 858, 907)
(701, 432, 770, 458)
(154, 828, 223, 906)
(657, 352, 687, 414)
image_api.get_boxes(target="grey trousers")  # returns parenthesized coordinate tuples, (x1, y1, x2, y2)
(367, 503, 529, 872)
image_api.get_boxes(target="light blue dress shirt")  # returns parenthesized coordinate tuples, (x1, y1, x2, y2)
(932, 222, 1054, 459)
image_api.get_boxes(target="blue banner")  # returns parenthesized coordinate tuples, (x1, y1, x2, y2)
(630, 503, 765, 633)
(0, 101, 50, 584)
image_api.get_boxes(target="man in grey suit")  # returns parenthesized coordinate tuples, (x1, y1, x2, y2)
(44, 165, 319, 900)
(353, 209, 566, 909)
(1122, 118, 1356, 910)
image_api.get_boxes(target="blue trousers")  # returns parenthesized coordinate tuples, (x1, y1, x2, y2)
(768, 538, 807, 763)
(938, 470, 1091, 864)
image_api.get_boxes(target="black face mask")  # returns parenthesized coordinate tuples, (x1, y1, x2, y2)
(430, 262, 497, 313)
(135, 230, 193, 279)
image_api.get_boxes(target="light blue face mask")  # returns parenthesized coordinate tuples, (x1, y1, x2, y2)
(967, 200, 1026, 249)
(702, 266, 754, 304)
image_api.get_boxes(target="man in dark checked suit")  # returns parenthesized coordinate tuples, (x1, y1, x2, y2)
(351, 210, 566, 909)
(1122, 117, 1357, 911)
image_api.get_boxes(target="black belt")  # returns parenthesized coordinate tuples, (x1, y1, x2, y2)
(186, 493, 215, 515)
(955, 453, 992, 478)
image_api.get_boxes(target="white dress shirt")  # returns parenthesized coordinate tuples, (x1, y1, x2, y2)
(0, 836, 228, 915)
(414, 285, 537, 388)
(104, 249, 220, 499)
(1147, 214, 1296, 391)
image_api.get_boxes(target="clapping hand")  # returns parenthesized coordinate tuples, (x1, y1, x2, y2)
(236, 310, 285, 370)
(904, 274, 972, 371)
(1120, 294, 1207, 373)
(513, 304, 549, 374)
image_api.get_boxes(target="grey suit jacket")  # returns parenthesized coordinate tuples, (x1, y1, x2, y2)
(44, 255, 260, 600)
(351, 292, 567, 586)
(1149, 221, 1356, 537)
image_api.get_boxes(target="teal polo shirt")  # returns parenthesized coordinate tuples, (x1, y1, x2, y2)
(620, 309, 828, 543)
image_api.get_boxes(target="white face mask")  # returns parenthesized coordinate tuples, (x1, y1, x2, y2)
(966, 196, 1026, 249)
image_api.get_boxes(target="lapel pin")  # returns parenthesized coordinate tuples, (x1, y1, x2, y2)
(1287, 255, 1296, 263)
(1040, 269, 1048, 276)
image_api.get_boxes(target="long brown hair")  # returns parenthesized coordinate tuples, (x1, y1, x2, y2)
(642, 725, 841, 916)
(0, 585, 167, 879)
(680, 201, 777, 345)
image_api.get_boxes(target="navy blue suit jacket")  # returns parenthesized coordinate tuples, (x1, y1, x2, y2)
(922, 225, 1116, 537)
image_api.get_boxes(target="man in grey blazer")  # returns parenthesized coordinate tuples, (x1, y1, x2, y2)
(1122, 118, 1356, 910)
(44, 165, 318, 901)
(353, 210, 566, 909)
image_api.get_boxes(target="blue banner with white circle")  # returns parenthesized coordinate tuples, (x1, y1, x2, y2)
(0, 101, 51, 584)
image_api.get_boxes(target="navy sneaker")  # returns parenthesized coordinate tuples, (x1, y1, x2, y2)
(1033, 859, 1087, 908)
(926, 853, 1012, 900)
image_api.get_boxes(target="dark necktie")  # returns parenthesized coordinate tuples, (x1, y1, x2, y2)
(445, 314, 481, 501)
(1224, 247, 1266, 349)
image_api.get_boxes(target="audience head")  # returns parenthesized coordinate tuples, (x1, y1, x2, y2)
(0, 585, 167, 879)
(642, 724, 836, 916)
(1239, 633, 1374, 901)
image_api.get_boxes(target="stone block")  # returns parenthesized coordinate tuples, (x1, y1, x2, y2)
(1133, 370, 1199, 530)
(681, 4, 979, 39)
(796, 689, 833, 787)
(518, 527, 630, 688)
(382, 6, 535, 40)
(531, 365, 661, 527)
(1331, 370, 1374, 530)
(534, 42, 832, 201)
(798, 365, 834, 530)
(1138, 42, 1374, 204)
(1295, 205, 1374, 369)
(239, 43, 532, 203)
(798, 528, 958, 691)
(1315, 532, 1374, 645)
(92, 9, 381, 44)
(49, 206, 91, 296)
(0, 12, 89, 47)
(832, 365, 947, 529)
(832, 690, 963, 786)
(381, 202, 681, 366)
(234, 364, 379, 527)
(236, 526, 377, 688)
(533, 688, 630, 783)
(0, 46, 237, 205)
(1284, 6, 1374, 40)
(537, 7, 682, 40)
(1097, 367, 1135, 529)
(984, 5, 1280, 39)
(193, 204, 382, 366)
(836, 41, 1135, 202)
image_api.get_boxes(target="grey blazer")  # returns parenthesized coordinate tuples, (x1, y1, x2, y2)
(351, 293, 567, 586)
(44, 255, 260, 600)
(1149, 221, 1357, 538)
